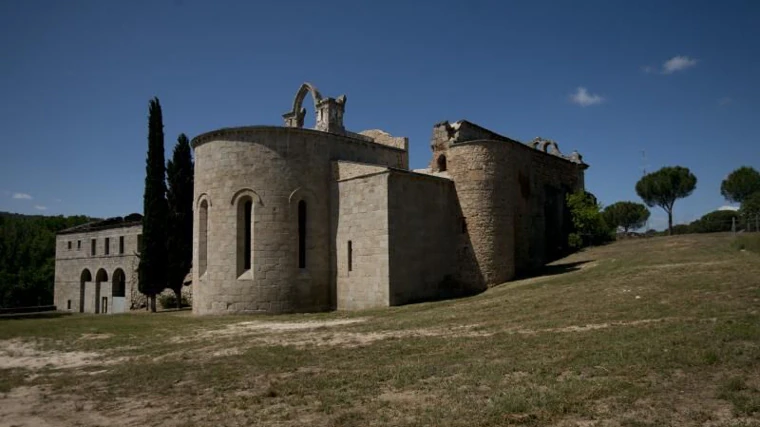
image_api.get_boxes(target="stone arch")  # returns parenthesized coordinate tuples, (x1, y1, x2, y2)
(95, 268, 108, 314)
(79, 269, 92, 313)
(292, 83, 323, 117)
(196, 193, 212, 209)
(288, 187, 319, 207)
(530, 138, 561, 155)
(230, 188, 263, 206)
(283, 82, 323, 128)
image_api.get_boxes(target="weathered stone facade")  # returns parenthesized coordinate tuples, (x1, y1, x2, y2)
(189, 82, 588, 314)
(54, 217, 143, 314)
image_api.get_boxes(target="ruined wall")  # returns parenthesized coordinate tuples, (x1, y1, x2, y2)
(447, 142, 515, 288)
(192, 126, 407, 314)
(434, 119, 586, 285)
(54, 225, 141, 313)
(387, 171, 460, 305)
(333, 169, 390, 310)
(359, 129, 409, 165)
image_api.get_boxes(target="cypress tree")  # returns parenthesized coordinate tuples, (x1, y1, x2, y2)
(139, 97, 169, 312)
(166, 133, 194, 310)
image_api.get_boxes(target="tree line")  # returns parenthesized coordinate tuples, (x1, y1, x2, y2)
(567, 164, 760, 248)
(0, 213, 92, 308)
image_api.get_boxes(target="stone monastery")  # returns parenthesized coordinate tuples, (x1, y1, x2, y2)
(54, 83, 588, 315)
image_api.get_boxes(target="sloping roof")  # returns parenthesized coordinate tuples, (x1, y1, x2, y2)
(58, 213, 142, 235)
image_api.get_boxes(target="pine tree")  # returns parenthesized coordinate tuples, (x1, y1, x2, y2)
(138, 97, 169, 312)
(166, 134, 194, 310)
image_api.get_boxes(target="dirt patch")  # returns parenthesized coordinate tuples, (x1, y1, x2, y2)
(0, 339, 113, 371)
(78, 333, 113, 340)
(508, 317, 682, 335)
(0, 384, 172, 427)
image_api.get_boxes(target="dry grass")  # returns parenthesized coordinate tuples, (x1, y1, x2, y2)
(1, 233, 759, 426)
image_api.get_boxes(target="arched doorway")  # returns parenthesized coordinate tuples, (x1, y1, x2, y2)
(112, 269, 126, 313)
(95, 269, 108, 314)
(79, 269, 92, 313)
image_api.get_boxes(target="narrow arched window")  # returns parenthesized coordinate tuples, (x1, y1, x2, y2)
(437, 154, 447, 172)
(243, 200, 252, 271)
(237, 197, 253, 275)
(298, 200, 306, 269)
(199, 200, 208, 276)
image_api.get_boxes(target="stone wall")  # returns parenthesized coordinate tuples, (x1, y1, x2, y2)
(447, 138, 585, 286)
(191, 126, 408, 314)
(333, 169, 390, 310)
(54, 224, 142, 313)
(387, 171, 460, 305)
(359, 129, 409, 160)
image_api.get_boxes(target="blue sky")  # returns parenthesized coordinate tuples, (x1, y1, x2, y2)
(1, 0, 758, 230)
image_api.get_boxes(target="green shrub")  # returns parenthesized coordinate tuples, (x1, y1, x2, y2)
(566, 191, 614, 248)
(158, 293, 190, 309)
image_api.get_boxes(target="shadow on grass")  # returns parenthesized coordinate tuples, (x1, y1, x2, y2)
(514, 260, 593, 281)
(0, 311, 73, 320)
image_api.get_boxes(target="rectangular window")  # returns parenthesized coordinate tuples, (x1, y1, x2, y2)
(119, 236, 124, 254)
(67, 241, 72, 250)
(77, 240, 81, 250)
(137, 234, 142, 254)
(348, 240, 353, 272)
(67, 300, 71, 310)
(91, 239, 96, 256)
(105, 237, 110, 255)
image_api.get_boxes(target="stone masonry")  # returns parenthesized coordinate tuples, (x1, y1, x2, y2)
(54, 216, 143, 314)
(187, 82, 588, 314)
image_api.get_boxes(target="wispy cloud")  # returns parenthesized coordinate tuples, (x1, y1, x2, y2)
(662, 55, 698, 74)
(642, 55, 698, 75)
(34, 205, 47, 211)
(718, 97, 733, 106)
(12, 192, 32, 200)
(53, 198, 62, 203)
(570, 87, 604, 107)
(718, 205, 739, 211)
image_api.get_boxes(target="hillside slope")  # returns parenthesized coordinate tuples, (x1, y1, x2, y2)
(1, 233, 759, 426)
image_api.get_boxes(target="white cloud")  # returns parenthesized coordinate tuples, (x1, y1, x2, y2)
(12, 192, 32, 200)
(718, 97, 733, 106)
(662, 55, 697, 74)
(34, 205, 47, 211)
(570, 87, 605, 107)
(718, 205, 739, 211)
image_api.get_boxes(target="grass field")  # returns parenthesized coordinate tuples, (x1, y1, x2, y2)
(1, 233, 759, 426)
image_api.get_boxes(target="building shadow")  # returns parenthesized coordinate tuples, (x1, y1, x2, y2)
(0, 311, 73, 320)
(513, 260, 593, 281)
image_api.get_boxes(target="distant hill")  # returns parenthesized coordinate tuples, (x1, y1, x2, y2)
(0, 212, 96, 308)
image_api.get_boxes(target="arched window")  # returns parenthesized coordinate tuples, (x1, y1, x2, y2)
(298, 200, 306, 269)
(198, 200, 209, 276)
(237, 197, 253, 275)
(112, 268, 126, 297)
(437, 154, 447, 172)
